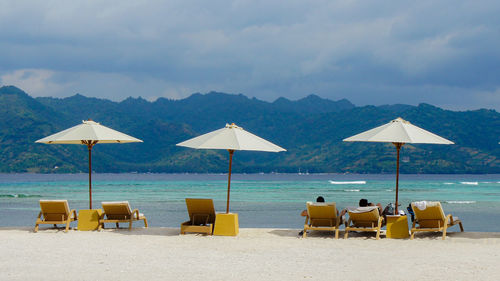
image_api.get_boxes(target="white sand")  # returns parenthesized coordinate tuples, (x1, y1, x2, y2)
(1, 227, 499, 281)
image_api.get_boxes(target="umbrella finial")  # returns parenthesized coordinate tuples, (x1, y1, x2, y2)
(83, 120, 99, 125)
(226, 123, 241, 129)
(393, 117, 409, 124)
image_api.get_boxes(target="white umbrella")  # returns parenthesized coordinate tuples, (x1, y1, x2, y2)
(343, 117, 453, 214)
(177, 123, 286, 213)
(36, 120, 143, 209)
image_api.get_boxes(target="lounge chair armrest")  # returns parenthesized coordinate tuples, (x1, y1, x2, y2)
(70, 209, 78, 220)
(98, 211, 106, 220)
(446, 214, 453, 224)
(132, 209, 140, 219)
(378, 216, 384, 227)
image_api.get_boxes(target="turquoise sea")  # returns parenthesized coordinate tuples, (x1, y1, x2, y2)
(1, 173, 499, 232)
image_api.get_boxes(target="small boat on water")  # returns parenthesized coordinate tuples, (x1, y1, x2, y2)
(329, 180, 366, 185)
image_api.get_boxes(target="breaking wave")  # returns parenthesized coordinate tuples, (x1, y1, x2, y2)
(445, 201, 476, 204)
(0, 194, 42, 198)
(460, 182, 478, 185)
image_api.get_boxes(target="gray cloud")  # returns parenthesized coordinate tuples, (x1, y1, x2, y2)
(0, 0, 499, 110)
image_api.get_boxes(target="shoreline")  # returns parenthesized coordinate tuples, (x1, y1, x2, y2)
(1, 227, 500, 280)
(1, 172, 500, 176)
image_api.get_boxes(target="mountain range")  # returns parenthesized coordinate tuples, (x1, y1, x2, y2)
(0, 85, 499, 174)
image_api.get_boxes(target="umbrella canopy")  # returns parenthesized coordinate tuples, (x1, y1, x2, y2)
(36, 120, 143, 209)
(36, 120, 142, 144)
(177, 123, 285, 152)
(343, 117, 453, 214)
(343, 117, 453, 144)
(177, 123, 286, 213)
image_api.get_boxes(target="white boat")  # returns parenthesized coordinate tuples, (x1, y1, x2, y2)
(329, 180, 366, 185)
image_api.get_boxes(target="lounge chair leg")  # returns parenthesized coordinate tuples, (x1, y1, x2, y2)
(459, 222, 464, 232)
(344, 230, 349, 239)
(116, 223, 119, 229)
(410, 231, 415, 240)
(335, 229, 339, 239)
(442, 225, 447, 240)
(143, 218, 148, 228)
(34, 223, 39, 233)
(302, 229, 307, 238)
(65, 220, 70, 232)
(129, 220, 133, 230)
(376, 218, 382, 240)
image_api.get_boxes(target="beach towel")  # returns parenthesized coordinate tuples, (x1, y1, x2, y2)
(307, 201, 329, 206)
(347, 206, 379, 213)
(414, 201, 427, 210)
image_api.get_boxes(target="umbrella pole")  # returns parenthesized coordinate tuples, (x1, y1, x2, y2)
(393, 142, 403, 215)
(226, 150, 234, 213)
(85, 141, 97, 210)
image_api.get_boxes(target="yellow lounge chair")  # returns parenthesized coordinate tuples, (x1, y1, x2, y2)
(303, 202, 340, 239)
(98, 201, 148, 230)
(410, 201, 464, 240)
(344, 206, 384, 240)
(181, 198, 216, 235)
(34, 200, 77, 233)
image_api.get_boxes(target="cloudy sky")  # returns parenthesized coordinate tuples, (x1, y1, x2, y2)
(1, 0, 499, 110)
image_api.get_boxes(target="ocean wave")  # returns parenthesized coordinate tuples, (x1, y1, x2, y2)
(343, 189, 360, 192)
(0, 194, 42, 198)
(460, 182, 478, 185)
(329, 180, 366, 185)
(445, 201, 476, 204)
(443, 183, 454, 185)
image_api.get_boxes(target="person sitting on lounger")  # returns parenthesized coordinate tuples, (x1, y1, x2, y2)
(301, 196, 325, 216)
(358, 198, 383, 215)
(338, 198, 384, 217)
(299, 196, 332, 236)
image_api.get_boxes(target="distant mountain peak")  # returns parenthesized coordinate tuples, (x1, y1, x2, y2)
(122, 96, 149, 104)
(273, 94, 354, 114)
(0, 85, 29, 97)
(273, 97, 291, 103)
(299, 94, 322, 101)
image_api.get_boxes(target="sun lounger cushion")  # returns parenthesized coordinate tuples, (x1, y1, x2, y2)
(410, 201, 464, 240)
(35, 200, 77, 232)
(347, 206, 379, 214)
(302, 201, 340, 238)
(99, 201, 148, 230)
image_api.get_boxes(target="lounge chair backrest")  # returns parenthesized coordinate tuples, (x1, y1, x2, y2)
(306, 202, 337, 227)
(185, 198, 216, 225)
(102, 201, 132, 220)
(39, 200, 70, 221)
(411, 201, 446, 228)
(347, 206, 380, 227)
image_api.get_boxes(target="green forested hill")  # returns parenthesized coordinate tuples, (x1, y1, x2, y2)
(1, 86, 499, 173)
